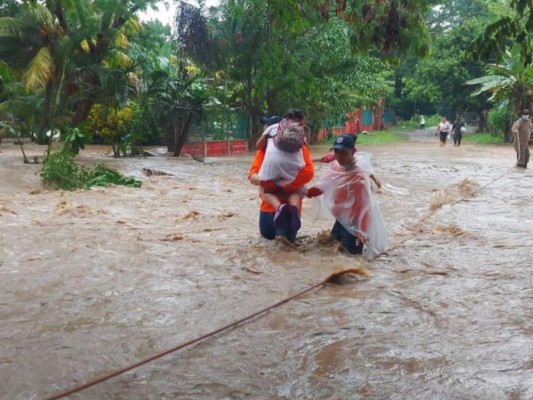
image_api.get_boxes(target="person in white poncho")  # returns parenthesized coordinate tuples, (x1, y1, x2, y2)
(313, 134, 382, 191)
(306, 134, 388, 258)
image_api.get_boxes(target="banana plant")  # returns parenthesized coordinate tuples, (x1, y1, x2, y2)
(467, 45, 533, 114)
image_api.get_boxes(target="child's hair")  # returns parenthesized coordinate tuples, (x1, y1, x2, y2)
(284, 108, 304, 122)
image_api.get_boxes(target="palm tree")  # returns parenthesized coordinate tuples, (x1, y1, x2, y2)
(0, 1, 74, 145)
(65, 0, 158, 128)
(1, 0, 161, 141)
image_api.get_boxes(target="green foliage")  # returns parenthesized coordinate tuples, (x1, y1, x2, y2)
(470, 0, 533, 66)
(302, 18, 395, 112)
(0, 0, 441, 150)
(425, 114, 442, 126)
(41, 151, 141, 190)
(0, 83, 41, 138)
(396, 1, 498, 121)
(139, 58, 209, 153)
(274, 17, 396, 137)
(428, 0, 493, 34)
(0, 0, 436, 152)
(84, 103, 140, 156)
(118, 131, 145, 156)
(402, 60, 444, 105)
(0, 0, 20, 17)
(174, 1, 212, 67)
(0, 121, 16, 136)
(355, 130, 409, 145)
(63, 127, 90, 155)
(466, 45, 533, 113)
(488, 107, 513, 136)
(462, 132, 505, 145)
(205, 3, 396, 141)
(321, 130, 407, 146)
(211, 131, 226, 141)
(79, 164, 142, 188)
(0, 0, 200, 153)
(335, 0, 432, 60)
(392, 119, 420, 130)
(40, 151, 82, 190)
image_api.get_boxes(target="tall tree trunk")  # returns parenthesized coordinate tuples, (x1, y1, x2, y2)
(16, 131, 29, 164)
(70, 100, 93, 128)
(166, 124, 175, 153)
(336, 0, 347, 16)
(173, 112, 194, 157)
(39, 81, 53, 145)
(478, 110, 489, 133)
(249, 105, 261, 151)
(244, 69, 257, 151)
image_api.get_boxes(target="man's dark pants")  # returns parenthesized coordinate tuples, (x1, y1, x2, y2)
(331, 220, 364, 254)
(259, 211, 297, 242)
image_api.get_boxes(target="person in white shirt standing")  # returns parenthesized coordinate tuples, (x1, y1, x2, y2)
(419, 114, 425, 129)
(435, 116, 452, 146)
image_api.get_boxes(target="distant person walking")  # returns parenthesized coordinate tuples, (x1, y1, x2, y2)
(419, 114, 425, 130)
(511, 109, 532, 168)
(452, 117, 465, 146)
(435, 116, 452, 146)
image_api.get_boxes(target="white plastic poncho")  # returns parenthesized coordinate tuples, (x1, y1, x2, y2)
(313, 159, 388, 258)
(258, 138, 305, 186)
(354, 151, 374, 175)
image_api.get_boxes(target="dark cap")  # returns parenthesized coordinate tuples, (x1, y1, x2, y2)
(260, 115, 282, 126)
(521, 109, 530, 116)
(331, 134, 356, 151)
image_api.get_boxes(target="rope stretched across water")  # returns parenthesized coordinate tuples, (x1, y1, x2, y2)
(43, 273, 343, 400)
(450, 166, 514, 205)
(384, 166, 515, 251)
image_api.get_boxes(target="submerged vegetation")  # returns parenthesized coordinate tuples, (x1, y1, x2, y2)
(41, 151, 141, 191)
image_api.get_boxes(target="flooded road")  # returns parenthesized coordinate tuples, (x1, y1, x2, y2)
(1, 131, 532, 399)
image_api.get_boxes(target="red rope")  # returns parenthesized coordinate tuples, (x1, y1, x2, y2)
(43, 279, 327, 400)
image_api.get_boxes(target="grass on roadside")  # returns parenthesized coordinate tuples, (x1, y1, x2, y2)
(356, 129, 409, 144)
(393, 115, 441, 131)
(319, 114, 442, 146)
(462, 132, 506, 145)
(320, 129, 408, 146)
(320, 126, 411, 145)
(385, 119, 419, 131)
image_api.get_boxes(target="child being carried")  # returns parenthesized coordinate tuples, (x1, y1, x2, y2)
(256, 110, 307, 232)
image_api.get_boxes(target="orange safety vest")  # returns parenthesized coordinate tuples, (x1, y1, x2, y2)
(248, 145, 314, 212)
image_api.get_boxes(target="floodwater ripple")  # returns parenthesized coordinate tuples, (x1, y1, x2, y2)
(0, 136, 532, 399)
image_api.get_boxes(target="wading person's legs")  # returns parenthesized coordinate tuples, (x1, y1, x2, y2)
(259, 211, 297, 242)
(439, 131, 447, 146)
(331, 221, 364, 255)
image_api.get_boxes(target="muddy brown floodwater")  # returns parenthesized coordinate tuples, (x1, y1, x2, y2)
(1, 129, 532, 400)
